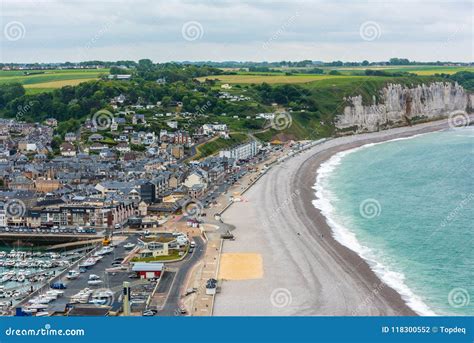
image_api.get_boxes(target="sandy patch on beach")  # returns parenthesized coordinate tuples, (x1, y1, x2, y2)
(218, 253, 263, 280)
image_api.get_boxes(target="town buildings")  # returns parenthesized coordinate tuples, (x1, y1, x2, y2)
(131, 262, 164, 280)
(0, 101, 264, 235)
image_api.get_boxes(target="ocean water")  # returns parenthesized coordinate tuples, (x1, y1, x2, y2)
(313, 127, 473, 316)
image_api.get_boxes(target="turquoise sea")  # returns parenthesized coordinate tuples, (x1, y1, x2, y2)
(313, 127, 473, 315)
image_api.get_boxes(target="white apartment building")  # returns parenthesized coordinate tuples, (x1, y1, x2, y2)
(219, 140, 258, 161)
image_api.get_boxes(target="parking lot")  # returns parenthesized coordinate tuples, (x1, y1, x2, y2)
(42, 235, 141, 313)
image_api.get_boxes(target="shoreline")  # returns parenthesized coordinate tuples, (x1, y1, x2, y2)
(293, 119, 462, 316)
(214, 118, 469, 316)
(312, 131, 444, 316)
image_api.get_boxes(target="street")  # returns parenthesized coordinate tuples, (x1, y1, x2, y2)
(158, 236, 205, 316)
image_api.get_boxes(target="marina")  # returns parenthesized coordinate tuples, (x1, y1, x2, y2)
(0, 245, 95, 314)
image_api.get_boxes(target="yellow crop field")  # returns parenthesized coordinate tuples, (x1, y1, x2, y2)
(23, 78, 98, 89)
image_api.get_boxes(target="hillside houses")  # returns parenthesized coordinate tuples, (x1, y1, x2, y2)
(88, 134, 104, 142)
(111, 94, 126, 106)
(65, 132, 78, 142)
(257, 113, 275, 120)
(218, 91, 251, 102)
(60, 142, 76, 157)
(116, 142, 131, 153)
(107, 74, 132, 81)
(132, 114, 146, 125)
(45, 118, 58, 127)
(166, 120, 178, 129)
(200, 123, 229, 138)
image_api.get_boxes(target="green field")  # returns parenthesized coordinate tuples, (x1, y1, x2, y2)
(199, 73, 344, 84)
(303, 75, 442, 101)
(325, 65, 473, 75)
(200, 66, 473, 85)
(0, 68, 108, 93)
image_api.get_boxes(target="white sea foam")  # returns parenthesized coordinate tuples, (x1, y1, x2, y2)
(312, 140, 437, 316)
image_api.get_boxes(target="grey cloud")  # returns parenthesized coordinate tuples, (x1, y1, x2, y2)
(0, 0, 472, 62)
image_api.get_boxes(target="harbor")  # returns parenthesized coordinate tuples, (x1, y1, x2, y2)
(0, 245, 95, 314)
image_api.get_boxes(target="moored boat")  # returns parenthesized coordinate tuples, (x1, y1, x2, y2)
(87, 279, 103, 286)
(66, 270, 80, 280)
(124, 243, 135, 250)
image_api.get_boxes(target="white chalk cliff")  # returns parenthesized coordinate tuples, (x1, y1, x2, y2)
(336, 82, 473, 133)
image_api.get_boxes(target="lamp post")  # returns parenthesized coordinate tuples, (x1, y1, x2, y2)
(123, 281, 131, 316)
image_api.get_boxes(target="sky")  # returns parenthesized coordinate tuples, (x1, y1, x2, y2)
(0, 0, 472, 63)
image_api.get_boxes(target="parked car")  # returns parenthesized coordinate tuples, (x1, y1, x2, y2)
(50, 282, 67, 289)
